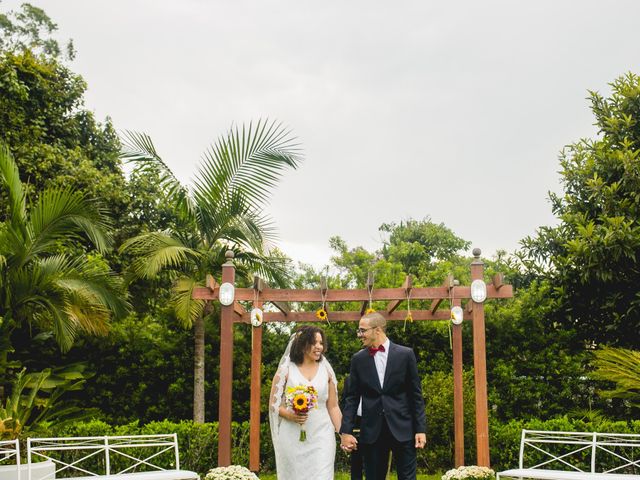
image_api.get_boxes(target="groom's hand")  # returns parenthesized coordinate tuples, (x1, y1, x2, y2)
(415, 433, 427, 449)
(340, 433, 358, 452)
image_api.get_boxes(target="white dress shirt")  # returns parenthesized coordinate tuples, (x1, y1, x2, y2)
(374, 338, 390, 388)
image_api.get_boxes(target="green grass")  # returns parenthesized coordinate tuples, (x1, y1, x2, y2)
(258, 473, 441, 479)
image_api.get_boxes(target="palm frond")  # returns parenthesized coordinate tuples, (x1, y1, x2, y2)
(120, 231, 201, 279)
(591, 346, 640, 407)
(120, 130, 196, 219)
(195, 119, 303, 207)
(232, 249, 293, 287)
(28, 187, 112, 258)
(0, 143, 27, 228)
(196, 192, 270, 247)
(172, 276, 206, 328)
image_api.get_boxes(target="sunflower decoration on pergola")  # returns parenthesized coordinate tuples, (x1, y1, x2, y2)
(193, 248, 513, 472)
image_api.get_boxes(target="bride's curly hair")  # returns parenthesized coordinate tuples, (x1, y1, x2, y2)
(289, 325, 327, 365)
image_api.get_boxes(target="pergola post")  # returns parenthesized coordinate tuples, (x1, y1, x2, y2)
(471, 248, 490, 467)
(249, 299, 263, 471)
(452, 295, 464, 467)
(217, 251, 235, 466)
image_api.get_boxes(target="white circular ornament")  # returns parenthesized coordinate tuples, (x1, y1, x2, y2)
(250, 308, 263, 327)
(450, 306, 464, 325)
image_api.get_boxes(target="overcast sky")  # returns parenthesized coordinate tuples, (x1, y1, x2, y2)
(4, 0, 640, 268)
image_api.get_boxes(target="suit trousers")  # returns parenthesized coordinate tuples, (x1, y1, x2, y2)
(361, 417, 417, 480)
(350, 416, 363, 480)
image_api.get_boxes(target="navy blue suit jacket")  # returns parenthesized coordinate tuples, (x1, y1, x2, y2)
(340, 341, 427, 444)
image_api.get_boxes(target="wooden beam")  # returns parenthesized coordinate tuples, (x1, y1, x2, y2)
(466, 300, 473, 313)
(386, 275, 412, 314)
(492, 273, 504, 290)
(430, 274, 454, 314)
(194, 284, 513, 302)
(470, 251, 490, 467)
(206, 274, 218, 291)
(233, 309, 472, 324)
(254, 276, 291, 315)
(249, 300, 263, 472)
(218, 252, 235, 467)
(452, 296, 464, 467)
(233, 301, 246, 318)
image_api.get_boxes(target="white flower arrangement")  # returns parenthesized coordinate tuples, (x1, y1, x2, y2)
(442, 465, 496, 480)
(204, 465, 259, 480)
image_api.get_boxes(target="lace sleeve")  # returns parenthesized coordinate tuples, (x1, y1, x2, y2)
(269, 334, 295, 463)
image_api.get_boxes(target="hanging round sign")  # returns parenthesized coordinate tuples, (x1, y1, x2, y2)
(250, 308, 263, 327)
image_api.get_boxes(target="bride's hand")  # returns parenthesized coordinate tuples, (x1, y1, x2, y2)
(291, 411, 308, 425)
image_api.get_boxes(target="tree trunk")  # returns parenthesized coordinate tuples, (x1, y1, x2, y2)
(193, 313, 205, 423)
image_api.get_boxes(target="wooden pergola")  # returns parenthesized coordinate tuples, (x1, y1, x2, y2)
(193, 248, 513, 471)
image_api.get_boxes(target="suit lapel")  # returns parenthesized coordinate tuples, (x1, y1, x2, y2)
(363, 352, 382, 392)
(382, 341, 396, 389)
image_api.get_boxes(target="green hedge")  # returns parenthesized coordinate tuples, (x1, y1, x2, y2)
(45, 416, 640, 475)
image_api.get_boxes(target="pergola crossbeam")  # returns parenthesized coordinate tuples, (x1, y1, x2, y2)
(430, 274, 454, 314)
(386, 275, 412, 314)
(492, 273, 504, 290)
(193, 284, 512, 302)
(233, 308, 471, 324)
(254, 276, 291, 316)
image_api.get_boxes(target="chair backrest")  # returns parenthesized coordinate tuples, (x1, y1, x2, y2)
(521, 430, 640, 475)
(27, 434, 181, 479)
(0, 439, 21, 480)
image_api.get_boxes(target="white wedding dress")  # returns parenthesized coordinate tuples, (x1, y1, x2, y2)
(270, 357, 337, 480)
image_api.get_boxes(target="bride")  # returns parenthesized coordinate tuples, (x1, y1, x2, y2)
(269, 326, 342, 479)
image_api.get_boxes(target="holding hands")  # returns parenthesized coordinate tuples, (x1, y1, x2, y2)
(340, 433, 358, 452)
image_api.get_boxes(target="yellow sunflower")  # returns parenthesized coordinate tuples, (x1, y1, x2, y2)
(315, 308, 328, 320)
(293, 394, 308, 411)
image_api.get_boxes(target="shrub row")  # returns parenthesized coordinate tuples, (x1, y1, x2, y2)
(45, 416, 640, 475)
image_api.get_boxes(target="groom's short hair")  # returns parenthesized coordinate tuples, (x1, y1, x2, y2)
(362, 311, 386, 331)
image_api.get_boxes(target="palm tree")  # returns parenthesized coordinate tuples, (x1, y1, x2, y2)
(0, 143, 128, 379)
(120, 119, 303, 422)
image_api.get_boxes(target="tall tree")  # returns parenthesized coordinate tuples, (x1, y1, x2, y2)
(120, 120, 303, 422)
(520, 72, 640, 348)
(0, 144, 128, 381)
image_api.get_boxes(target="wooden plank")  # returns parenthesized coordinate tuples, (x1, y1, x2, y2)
(249, 300, 263, 472)
(233, 309, 471, 324)
(217, 255, 235, 466)
(386, 275, 412, 314)
(233, 301, 246, 318)
(193, 284, 513, 302)
(492, 273, 504, 290)
(253, 276, 290, 315)
(430, 274, 454, 314)
(470, 253, 490, 467)
(452, 297, 464, 467)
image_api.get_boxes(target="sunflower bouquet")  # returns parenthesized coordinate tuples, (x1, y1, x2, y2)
(285, 384, 318, 441)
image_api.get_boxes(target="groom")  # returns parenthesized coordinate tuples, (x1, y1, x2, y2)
(340, 312, 427, 480)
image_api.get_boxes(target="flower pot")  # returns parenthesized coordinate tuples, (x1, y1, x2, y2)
(0, 460, 56, 480)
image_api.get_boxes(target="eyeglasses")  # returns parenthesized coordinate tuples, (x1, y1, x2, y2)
(356, 327, 376, 335)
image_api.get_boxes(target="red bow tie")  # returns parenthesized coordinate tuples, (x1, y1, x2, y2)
(368, 345, 385, 356)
